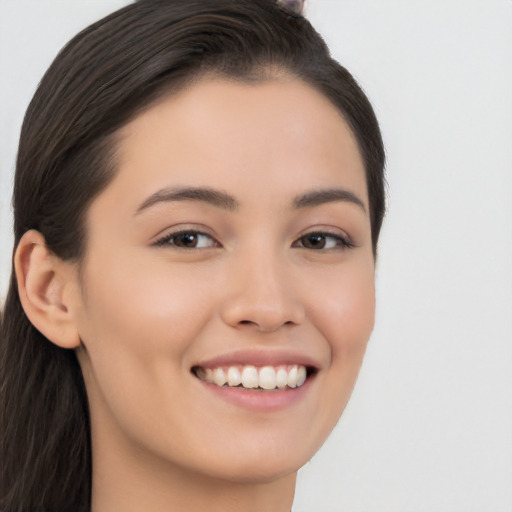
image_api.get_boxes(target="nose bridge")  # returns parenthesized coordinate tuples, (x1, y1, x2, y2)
(220, 243, 305, 332)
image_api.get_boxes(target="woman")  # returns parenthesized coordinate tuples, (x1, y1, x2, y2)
(0, 0, 385, 511)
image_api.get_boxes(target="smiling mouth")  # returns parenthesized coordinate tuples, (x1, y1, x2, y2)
(191, 364, 316, 391)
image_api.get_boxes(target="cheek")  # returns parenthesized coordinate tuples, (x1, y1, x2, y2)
(311, 259, 375, 356)
(75, 252, 221, 445)
(79, 252, 214, 350)
(75, 251, 219, 413)
(282, 258, 375, 454)
(308, 258, 375, 409)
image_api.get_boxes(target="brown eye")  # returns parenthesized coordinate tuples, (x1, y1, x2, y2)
(301, 233, 327, 249)
(154, 231, 218, 249)
(174, 233, 200, 248)
(294, 232, 353, 250)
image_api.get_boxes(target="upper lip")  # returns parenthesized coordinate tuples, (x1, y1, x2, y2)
(192, 349, 321, 371)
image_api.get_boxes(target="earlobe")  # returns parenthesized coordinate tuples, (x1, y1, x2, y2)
(15, 230, 81, 349)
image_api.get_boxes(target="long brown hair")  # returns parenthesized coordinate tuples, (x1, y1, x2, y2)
(0, 1, 385, 510)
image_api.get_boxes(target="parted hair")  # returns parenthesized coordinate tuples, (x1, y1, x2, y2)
(0, 1, 385, 510)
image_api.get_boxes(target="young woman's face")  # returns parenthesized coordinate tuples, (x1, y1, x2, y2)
(73, 76, 375, 483)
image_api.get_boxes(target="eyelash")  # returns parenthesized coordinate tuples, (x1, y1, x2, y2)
(153, 230, 219, 249)
(292, 231, 354, 250)
(153, 230, 354, 251)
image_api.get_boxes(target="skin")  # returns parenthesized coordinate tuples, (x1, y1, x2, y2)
(16, 75, 375, 512)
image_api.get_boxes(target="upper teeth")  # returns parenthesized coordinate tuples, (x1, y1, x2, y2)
(196, 365, 308, 390)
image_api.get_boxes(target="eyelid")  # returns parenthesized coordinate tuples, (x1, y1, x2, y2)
(152, 227, 221, 249)
(292, 229, 355, 250)
(150, 225, 354, 250)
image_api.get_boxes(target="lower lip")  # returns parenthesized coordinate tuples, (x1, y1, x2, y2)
(196, 375, 315, 412)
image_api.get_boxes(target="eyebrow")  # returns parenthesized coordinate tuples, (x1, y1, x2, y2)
(135, 186, 239, 214)
(293, 188, 367, 213)
(135, 185, 366, 215)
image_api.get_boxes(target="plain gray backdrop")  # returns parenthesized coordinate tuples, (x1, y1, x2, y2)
(1, 1, 511, 511)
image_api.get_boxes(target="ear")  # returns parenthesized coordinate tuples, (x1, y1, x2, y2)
(15, 230, 81, 349)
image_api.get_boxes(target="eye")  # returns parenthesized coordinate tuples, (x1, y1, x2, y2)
(293, 231, 354, 250)
(153, 230, 219, 249)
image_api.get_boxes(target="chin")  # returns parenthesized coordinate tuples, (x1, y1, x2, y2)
(185, 434, 320, 485)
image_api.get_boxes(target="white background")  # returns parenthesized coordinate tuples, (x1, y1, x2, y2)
(1, 1, 511, 511)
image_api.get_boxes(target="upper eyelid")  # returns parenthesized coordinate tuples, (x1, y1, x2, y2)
(299, 228, 347, 236)
(151, 223, 217, 238)
(293, 230, 355, 249)
(296, 228, 351, 241)
(152, 228, 220, 247)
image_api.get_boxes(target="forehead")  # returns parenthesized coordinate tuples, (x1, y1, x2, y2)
(97, 76, 367, 214)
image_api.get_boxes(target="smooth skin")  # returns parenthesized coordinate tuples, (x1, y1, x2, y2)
(16, 75, 375, 512)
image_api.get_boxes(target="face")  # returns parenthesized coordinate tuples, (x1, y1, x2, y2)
(72, 76, 375, 484)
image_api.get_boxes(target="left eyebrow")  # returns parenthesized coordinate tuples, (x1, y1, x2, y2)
(292, 188, 367, 213)
(135, 186, 239, 215)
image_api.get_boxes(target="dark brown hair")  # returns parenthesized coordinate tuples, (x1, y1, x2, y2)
(1, 1, 385, 510)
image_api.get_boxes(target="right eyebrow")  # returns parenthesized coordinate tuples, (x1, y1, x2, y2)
(134, 186, 239, 215)
(292, 188, 367, 213)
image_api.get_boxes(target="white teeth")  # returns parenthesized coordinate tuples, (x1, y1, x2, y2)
(259, 366, 277, 390)
(196, 364, 310, 390)
(213, 368, 227, 387)
(241, 366, 259, 389)
(297, 366, 307, 387)
(227, 366, 242, 387)
(276, 367, 288, 389)
(287, 366, 298, 388)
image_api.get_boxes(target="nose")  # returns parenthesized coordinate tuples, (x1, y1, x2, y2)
(219, 250, 305, 333)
